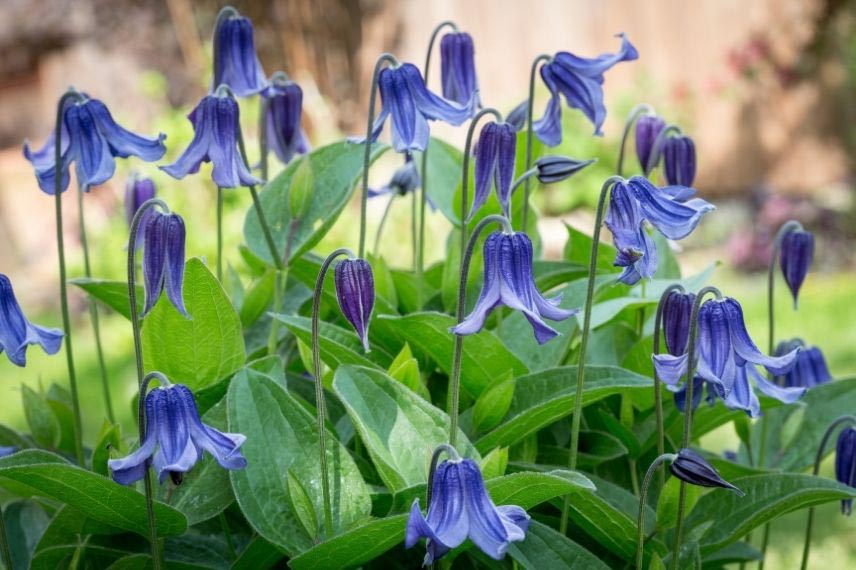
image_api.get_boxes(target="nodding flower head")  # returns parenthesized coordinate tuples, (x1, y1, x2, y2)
(369, 155, 421, 199)
(670, 449, 744, 495)
(0, 274, 63, 367)
(440, 31, 479, 110)
(635, 114, 665, 174)
(534, 155, 595, 184)
(24, 95, 166, 195)
(108, 383, 247, 486)
(661, 290, 696, 357)
(262, 79, 310, 165)
(125, 174, 156, 249)
(654, 297, 805, 418)
(779, 228, 814, 307)
(470, 121, 516, 220)
(533, 33, 638, 146)
(211, 12, 268, 97)
(160, 92, 262, 188)
(406, 458, 529, 565)
(775, 340, 832, 389)
(335, 258, 375, 352)
(835, 427, 856, 515)
(142, 211, 188, 318)
(505, 100, 528, 132)
(452, 231, 577, 345)
(663, 134, 697, 187)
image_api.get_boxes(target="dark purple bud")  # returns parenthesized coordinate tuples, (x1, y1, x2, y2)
(212, 13, 268, 97)
(142, 211, 188, 317)
(663, 135, 696, 187)
(670, 449, 744, 495)
(662, 291, 695, 356)
(779, 229, 814, 307)
(506, 100, 528, 131)
(635, 114, 665, 174)
(263, 80, 310, 165)
(335, 258, 375, 352)
(471, 121, 516, 219)
(440, 32, 479, 109)
(125, 175, 156, 249)
(836, 427, 856, 515)
(534, 155, 595, 184)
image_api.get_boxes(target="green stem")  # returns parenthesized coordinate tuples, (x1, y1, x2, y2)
(448, 215, 512, 447)
(559, 175, 624, 534)
(373, 193, 396, 257)
(521, 54, 552, 231)
(53, 89, 87, 467)
(800, 415, 856, 570)
(636, 453, 676, 570)
(76, 183, 115, 424)
(616, 103, 655, 178)
(216, 186, 224, 281)
(267, 220, 298, 355)
(411, 188, 418, 270)
(311, 248, 356, 537)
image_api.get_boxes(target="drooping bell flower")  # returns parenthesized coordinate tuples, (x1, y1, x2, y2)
(125, 174, 156, 250)
(211, 12, 268, 97)
(109, 383, 247, 485)
(635, 114, 665, 174)
(779, 228, 814, 307)
(653, 297, 805, 418)
(0, 274, 63, 367)
(775, 341, 832, 388)
(0, 447, 15, 458)
(262, 79, 310, 165)
(161, 91, 262, 188)
(24, 95, 166, 194)
(335, 258, 375, 352)
(406, 458, 529, 564)
(363, 63, 477, 153)
(533, 34, 638, 146)
(534, 155, 596, 184)
(440, 32, 479, 110)
(662, 290, 695, 357)
(142, 211, 188, 317)
(670, 449, 744, 495)
(505, 100, 528, 131)
(470, 121, 516, 220)
(452, 231, 576, 344)
(663, 135, 697, 187)
(369, 155, 421, 198)
(605, 182, 657, 285)
(835, 427, 856, 515)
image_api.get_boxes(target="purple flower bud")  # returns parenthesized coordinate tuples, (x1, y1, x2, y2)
(670, 448, 744, 495)
(635, 114, 665, 174)
(471, 121, 516, 219)
(142, 211, 188, 317)
(663, 135, 696, 187)
(775, 341, 831, 388)
(0, 274, 63, 367)
(505, 100, 528, 131)
(263, 80, 310, 165)
(335, 258, 375, 352)
(662, 291, 695, 356)
(440, 32, 479, 109)
(125, 175, 156, 249)
(835, 427, 856, 515)
(212, 13, 268, 97)
(779, 229, 814, 307)
(534, 155, 595, 184)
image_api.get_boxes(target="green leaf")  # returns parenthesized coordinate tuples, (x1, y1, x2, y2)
(3, 500, 50, 570)
(231, 535, 284, 569)
(509, 520, 609, 570)
(373, 312, 528, 397)
(584, 296, 658, 330)
(386, 343, 429, 400)
(239, 269, 276, 327)
(483, 470, 596, 506)
(244, 141, 388, 264)
(332, 365, 478, 492)
(473, 366, 652, 452)
(288, 156, 315, 220)
(91, 421, 122, 477)
(0, 450, 186, 537)
(685, 474, 856, 555)
(21, 385, 60, 448)
(656, 475, 700, 530)
(70, 278, 142, 320)
(45, 384, 78, 456)
(563, 222, 619, 272)
(287, 470, 319, 540)
(227, 368, 371, 555)
(472, 373, 515, 433)
(414, 137, 464, 225)
(142, 258, 245, 390)
(479, 447, 508, 479)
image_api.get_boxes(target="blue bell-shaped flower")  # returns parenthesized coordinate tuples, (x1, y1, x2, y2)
(471, 121, 516, 219)
(0, 274, 63, 367)
(335, 258, 375, 352)
(775, 340, 832, 389)
(211, 11, 268, 97)
(635, 114, 665, 174)
(125, 174, 156, 250)
(779, 228, 814, 307)
(663, 135, 697, 187)
(836, 427, 856, 515)
(142, 211, 188, 317)
(662, 290, 695, 357)
(440, 32, 479, 109)
(262, 79, 310, 165)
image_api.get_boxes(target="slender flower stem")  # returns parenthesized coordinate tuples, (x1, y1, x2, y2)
(636, 453, 677, 569)
(137, 371, 170, 570)
(521, 54, 552, 231)
(373, 193, 396, 255)
(652, 284, 687, 488)
(311, 248, 355, 537)
(800, 415, 856, 570)
(559, 175, 624, 534)
(216, 186, 224, 281)
(448, 214, 513, 447)
(616, 103, 655, 177)
(258, 91, 272, 184)
(426, 443, 461, 507)
(53, 89, 87, 466)
(670, 286, 723, 570)
(76, 182, 115, 423)
(646, 125, 682, 176)
(267, 220, 298, 355)
(358, 53, 400, 259)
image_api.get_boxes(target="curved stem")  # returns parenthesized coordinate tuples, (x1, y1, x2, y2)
(216, 186, 224, 281)
(646, 124, 683, 176)
(53, 89, 87, 467)
(617, 104, 655, 177)
(359, 53, 400, 259)
(522, 53, 552, 231)
(800, 415, 856, 570)
(636, 453, 677, 570)
(508, 168, 540, 199)
(373, 193, 396, 255)
(76, 183, 115, 423)
(312, 248, 356, 537)
(425, 443, 461, 507)
(449, 214, 513, 447)
(559, 175, 624, 534)
(670, 286, 724, 570)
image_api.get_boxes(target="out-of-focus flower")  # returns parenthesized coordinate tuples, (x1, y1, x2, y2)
(262, 79, 309, 165)
(0, 275, 62, 367)
(670, 448, 744, 495)
(505, 100, 528, 131)
(142, 211, 188, 317)
(369, 155, 422, 198)
(779, 228, 814, 307)
(125, 174, 156, 250)
(635, 114, 665, 174)
(836, 427, 856, 515)
(663, 135, 697, 187)
(775, 340, 832, 388)
(211, 12, 268, 97)
(335, 258, 375, 352)
(440, 32, 479, 109)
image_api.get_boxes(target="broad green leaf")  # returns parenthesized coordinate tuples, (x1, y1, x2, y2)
(142, 258, 245, 390)
(91, 421, 122, 477)
(473, 366, 652, 452)
(0, 424, 30, 449)
(366, 253, 398, 311)
(287, 470, 319, 539)
(244, 141, 388, 264)
(21, 385, 60, 448)
(45, 383, 78, 456)
(387, 343, 429, 400)
(3, 500, 50, 570)
(652, 232, 681, 279)
(30, 506, 123, 570)
(537, 432, 629, 469)
(563, 222, 619, 272)
(509, 520, 609, 570)
(472, 373, 515, 433)
(0, 450, 186, 537)
(70, 278, 143, 320)
(289, 156, 315, 219)
(414, 137, 464, 225)
(584, 296, 658, 330)
(227, 369, 371, 555)
(390, 270, 438, 314)
(685, 474, 856, 555)
(239, 269, 275, 327)
(656, 476, 700, 530)
(332, 365, 478, 491)
(479, 447, 508, 479)
(231, 535, 284, 569)
(373, 312, 529, 397)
